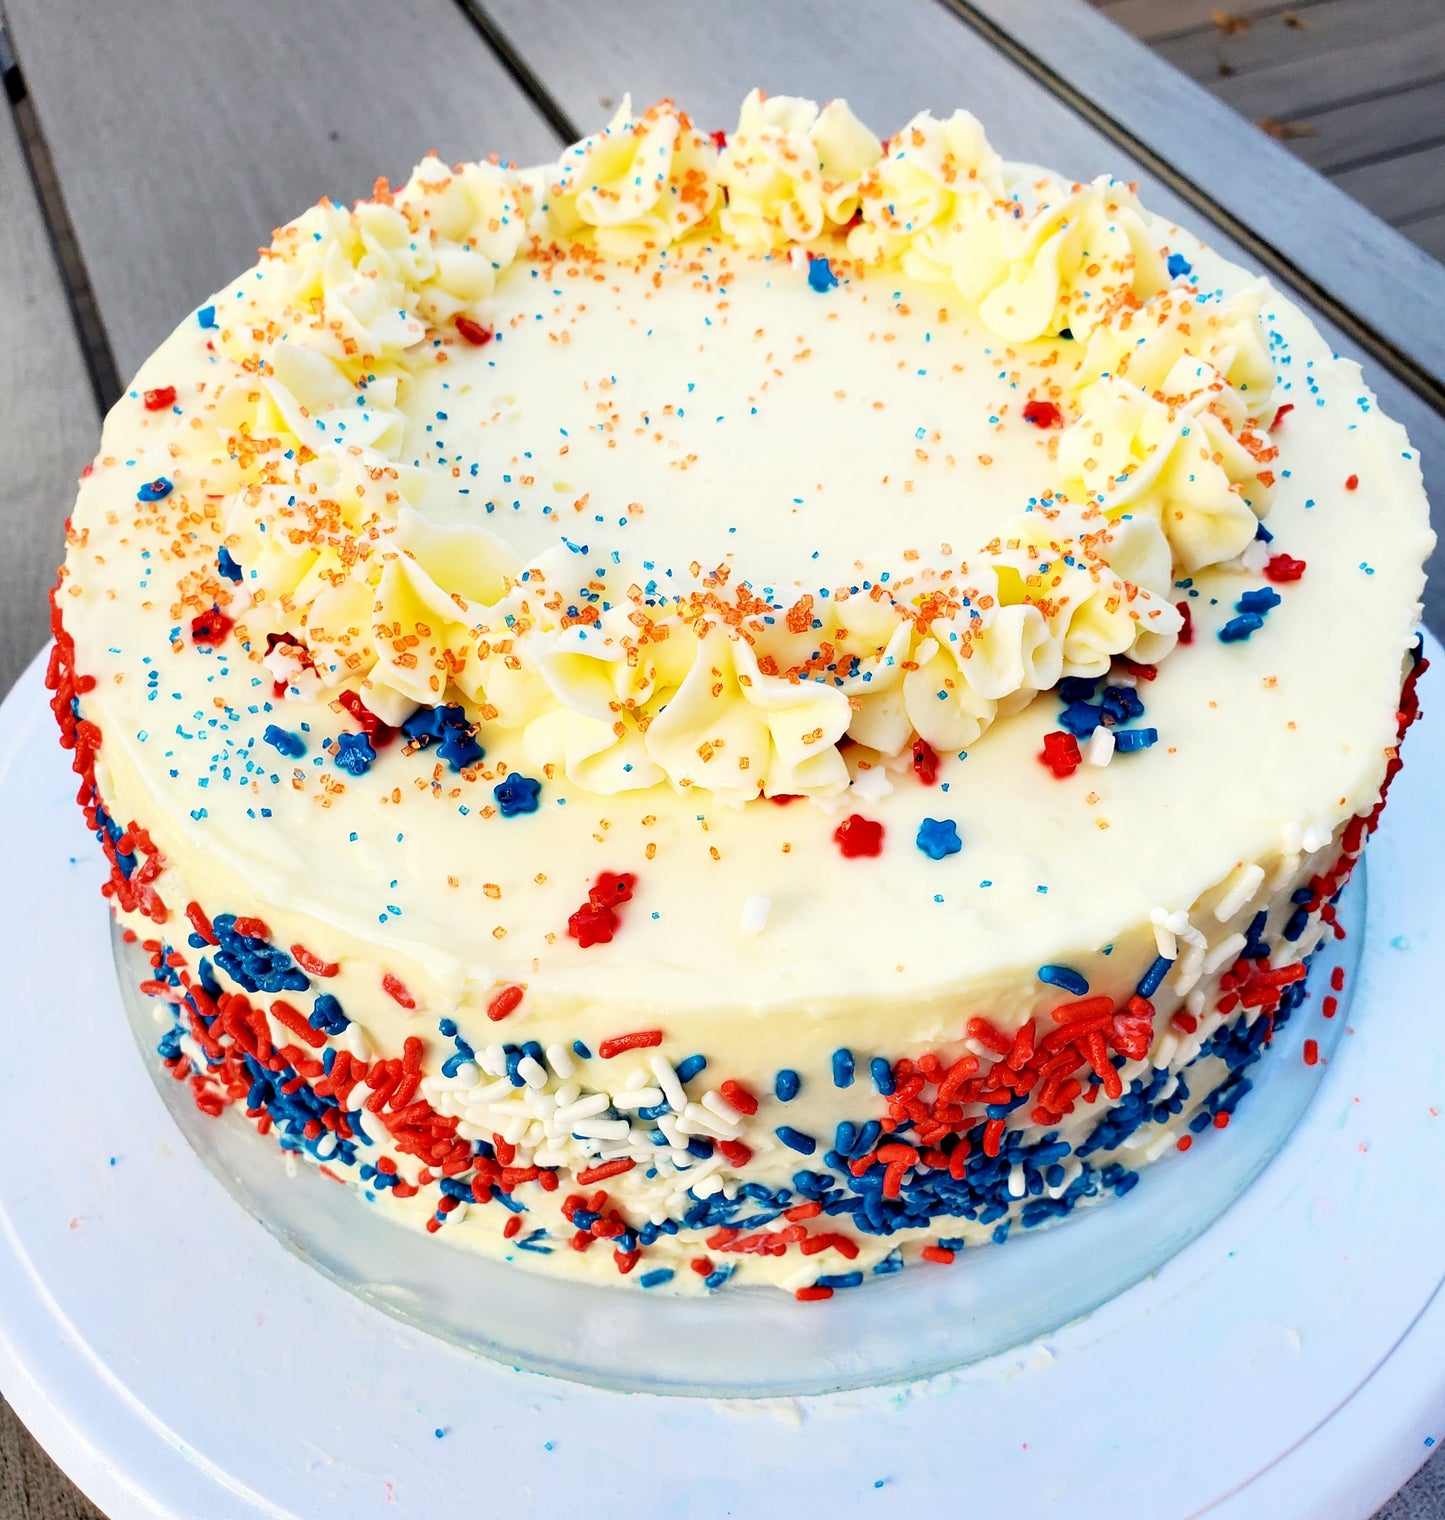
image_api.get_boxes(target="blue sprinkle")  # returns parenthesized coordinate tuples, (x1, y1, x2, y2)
(1166, 251, 1193, 279)
(816, 1271, 864, 1290)
(1236, 587, 1282, 615)
(775, 1125, 817, 1155)
(197, 304, 217, 329)
(262, 724, 305, 758)
(137, 477, 173, 502)
(638, 1268, 675, 1289)
(870, 1057, 894, 1096)
(675, 1053, 707, 1083)
(572, 1040, 591, 1060)
(1113, 727, 1159, 753)
(775, 1068, 800, 1102)
(217, 547, 243, 583)
(1219, 612, 1265, 643)
(807, 255, 839, 293)
(1038, 964, 1089, 995)
(332, 731, 376, 776)
(1137, 954, 1172, 998)
(493, 772, 541, 816)
(916, 817, 962, 859)
(832, 1048, 855, 1088)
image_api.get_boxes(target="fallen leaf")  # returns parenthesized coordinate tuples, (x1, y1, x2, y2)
(1283, 10, 1311, 26)
(1257, 117, 1320, 140)
(1212, 9, 1252, 34)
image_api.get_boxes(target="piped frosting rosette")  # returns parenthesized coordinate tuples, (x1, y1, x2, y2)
(189, 92, 1282, 804)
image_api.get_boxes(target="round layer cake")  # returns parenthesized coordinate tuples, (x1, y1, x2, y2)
(51, 93, 1431, 1296)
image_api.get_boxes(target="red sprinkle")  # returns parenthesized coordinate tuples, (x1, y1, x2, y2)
(503, 1215, 522, 1239)
(1322, 995, 1339, 1019)
(269, 999, 327, 1050)
(233, 916, 270, 941)
(185, 901, 218, 945)
(455, 315, 494, 346)
(382, 972, 416, 1010)
(568, 902, 617, 947)
(794, 1286, 834, 1302)
(768, 793, 802, 806)
(719, 1079, 759, 1115)
(1213, 1111, 1231, 1129)
(143, 385, 177, 411)
(577, 1157, 635, 1184)
(291, 944, 339, 977)
(1040, 730, 1081, 778)
(337, 689, 397, 747)
(834, 813, 884, 857)
(486, 984, 525, 1021)
(920, 1245, 955, 1265)
(1345, 474, 1359, 491)
(1331, 965, 1345, 992)
(911, 737, 939, 785)
(716, 1139, 753, 1168)
(1303, 1039, 1319, 1066)
(1022, 398, 1063, 428)
(1177, 1134, 1193, 1152)
(1177, 601, 1194, 644)
(598, 1029, 663, 1059)
(709, 129, 728, 150)
(589, 871, 636, 909)
(189, 607, 233, 647)
(1270, 402, 1294, 429)
(1264, 553, 1307, 583)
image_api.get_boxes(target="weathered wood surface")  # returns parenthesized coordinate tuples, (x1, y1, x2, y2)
(1094, 0, 1445, 257)
(2, 0, 563, 386)
(0, 101, 97, 697)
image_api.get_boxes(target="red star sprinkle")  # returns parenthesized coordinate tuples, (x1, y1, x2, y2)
(143, 385, 177, 411)
(834, 814, 884, 857)
(1022, 399, 1063, 428)
(1040, 731, 1082, 778)
(911, 737, 939, 784)
(1264, 553, 1306, 583)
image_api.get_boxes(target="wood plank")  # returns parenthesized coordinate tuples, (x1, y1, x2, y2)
(1207, 21, 1445, 121)
(1402, 209, 1445, 262)
(0, 102, 98, 697)
(479, 0, 1444, 632)
(1333, 141, 1445, 226)
(1156, 0, 1441, 86)
(3, 0, 564, 385)
(1098, 0, 1317, 45)
(1282, 77, 1445, 174)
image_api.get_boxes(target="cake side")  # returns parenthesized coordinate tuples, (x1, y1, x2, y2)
(50, 94, 1433, 1294)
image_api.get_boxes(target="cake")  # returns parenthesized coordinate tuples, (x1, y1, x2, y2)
(50, 92, 1432, 1298)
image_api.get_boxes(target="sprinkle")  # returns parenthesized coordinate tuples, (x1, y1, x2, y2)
(1176, 601, 1194, 644)
(1270, 402, 1294, 428)
(870, 1057, 895, 1096)
(1038, 964, 1089, 996)
(332, 731, 377, 776)
(1303, 1039, 1319, 1066)
(775, 1125, 817, 1155)
(739, 894, 770, 936)
(216, 547, 243, 583)
(1236, 587, 1282, 615)
(717, 1138, 752, 1168)
(262, 724, 305, 758)
(911, 737, 939, 784)
(493, 773, 541, 816)
(598, 1029, 663, 1059)
(1166, 251, 1193, 279)
(197, 304, 217, 328)
(1040, 730, 1081, 777)
(1084, 726, 1115, 767)
(921, 1245, 955, 1265)
(577, 1157, 635, 1184)
(1264, 553, 1306, 583)
(638, 1268, 675, 1289)
(832, 1048, 855, 1088)
(1022, 399, 1063, 428)
(675, 1054, 707, 1082)
(775, 1069, 801, 1102)
(567, 902, 616, 947)
(1113, 728, 1158, 753)
(143, 385, 176, 411)
(486, 984, 525, 1021)
(455, 316, 494, 346)
(1136, 956, 1172, 998)
(1345, 474, 1359, 491)
(383, 972, 416, 1010)
(916, 817, 961, 859)
(719, 1078, 759, 1114)
(291, 944, 339, 977)
(795, 1285, 833, 1301)
(833, 814, 883, 857)
(188, 607, 233, 647)
(1218, 613, 1264, 643)
(807, 256, 838, 293)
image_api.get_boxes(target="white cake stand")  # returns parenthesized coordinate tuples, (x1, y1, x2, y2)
(1, 640, 1442, 1520)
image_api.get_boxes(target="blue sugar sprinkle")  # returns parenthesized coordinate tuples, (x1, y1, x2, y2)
(1167, 252, 1193, 279)
(807, 255, 839, 293)
(1137, 954, 1172, 998)
(638, 1268, 675, 1289)
(776, 1125, 817, 1155)
(332, 731, 377, 776)
(832, 1048, 855, 1088)
(1236, 586, 1282, 615)
(571, 1039, 591, 1060)
(870, 1056, 894, 1096)
(1113, 727, 1158, 753)
(675, 1053, 707, 1083)
(197, 304, 217, 329)
(1038, 964, 1089, 996)
(262, 724, 305, 758)
(493, 772, 541, 816)
(1219, 612, 1265, 643)
(916, 817, 962, 859)
(775, 1068, 801, 1102)
(137, 477, 173, 502)
(217, 547, 243, 583)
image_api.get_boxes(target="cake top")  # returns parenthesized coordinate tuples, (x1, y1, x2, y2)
(59, 93, 1430, 1018)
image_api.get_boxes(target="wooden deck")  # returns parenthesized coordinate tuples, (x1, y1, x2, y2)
(1094, 0, 1445, 259)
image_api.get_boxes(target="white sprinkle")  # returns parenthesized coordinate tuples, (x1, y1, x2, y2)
(344, 1024, 371, 1061)
(1171, 943, 1206, 998)
(700, 1089, 746, 1124)
(1301, 823, 1331, 853)
(570, 1117, 631, 1141)
(1213, 863, 1265, 922)
(849, 764, 893, 803)
(739, 893, 771, 936)
(612, 1087, 666, 1110)
(624, 1065, 650, 1091)
(1008, 1163, 1026, 1198)
(682, 1099, 742, 1137)
(1185, 988, 1207, 1018)
(1084, 726, 1115, 767)
(448, 1201, 469, 1225)
(545, 1043, 575, 1080)
(1203, 932, 1247, 974)
(480, 1042, 508, 1076)
(1281, 820, 1304, 856)
(449, 1061, 481, 1090)
(553, 1093, 609, 1125)
(649, 1053, 687, 1112)
(782, 1262, 817, 1292)
(1150, 908, 1179, 961)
